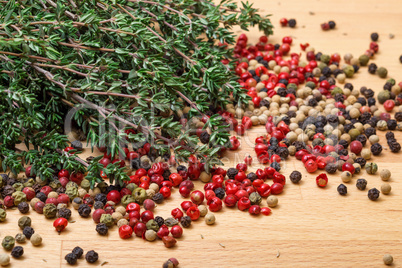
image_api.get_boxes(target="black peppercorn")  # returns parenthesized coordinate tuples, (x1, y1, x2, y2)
(328, 20, 336, 29)
(96, 223, 108, 236)
(226, 168, 238, 180)
(368, 188, 380, 201)
(400, 55, 402, 64)
(94, 193, 107, 205)
(325, 163, 338, 174)
(85, 250, 99, 263)
(385, 132, 395, 140)
(270, 161, 281, 172)
(292, 141, 306, 152)
(289, 171, 302, 183)
(177, 165, 187, 173)
(389, 141, 401, 153)
(364, 88, 375, 98)
(199, 132, 210, 144)
(78, 204, 91, 218)
(371, 143, 382, 155)
(58, 207, 72, 220)
(154, 216, 165, 227)
(345, 83, 354, 90)
(365, 127, 376, 137)
(395, 112, 402, 121)
(368, 63, 377, 74)
(370, 32, 379, 41)
(65, 253, 78, 265)
(288, 18, 296, 28)
(337, 184, 347, 196)
(260, 99, 270, 108)
(338, 139, 348, 149)
(72, 246, 84, 258)
(387, 119, 397, 130)
(93, 201, 104, 210)
(367, 97, 376, 107)
(17, 202, 29, 214)
(356, 178, 367, 191)
(36, 192, 47, 203)
(180, 216, 192, 228)
(214, 188, 225, 199)
(11, 246, 24, 258)
(23, 226, 35, 239)
(354, 157, 367, 168)
(246, 172, 258, 182)
(162, 169, 171, 181)
(152, 192, 164, 204)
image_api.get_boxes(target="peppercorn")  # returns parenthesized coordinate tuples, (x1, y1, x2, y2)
(226, 168, 238, 180)
(15, 233, 25, 244)
(43, 203, 57, 219)
(341, 171, 352, 183)
(72, 197, 82, 210)
(381, 184, 392, 195)
(377, 67, 388, 78)
(85, 250, 99, 263)
(30, 233, 42, 246)
(70, 246, 84, 259)
(57, 207, 72, 220)
(163, 258, 179, 268)
(145, 230, 157, 241)
(370, 32, 379, 41)
(100, 214, 113, 227)
(96, 223, 108, 236)
(365, 162, 378, 174)
(78, 203, 91, 218)
(199, 132, 210, 144)
(162, 236, 177, 248)
(325, 163, 337, 174)
(164, 217, 179, 227)
(65, 253, 78, 265)
(213, 187, 225, 199)
(368, 188, 380, 201)
(71, 140, 83, 150)
(289, 170, 301, 183)
(205, 213, 216, 225)
(368, 63, 377, 74)
(154, 216, 165, 227)
(11, 246, 23, 259)
(337, 184, 347, 196)
(387, 119, 397, 130)
(246, 172, 258, 182)
(146, 219, 159, 232)
(370, 143, 382, 155)
(358, 55, 369, 66)
(267, 196, 278, 207)
(355, 178, 367, 191)
(152, 192, 164, 204)
(2, 236, 15, 251)
(383, 254, 393, 265)
(249, 192, 262, 205)
(180, 215, 191, 228)
(0, 208, 6, 222)
(18, 216, 31, 230)
(380, 169, 391, 181)
(23, 226, 35, 239)
(328, 20, 336, 29)
(288, 19, 296, 28)
(389, 141, 401, 153)
(133, 188, 147, 204)
(17, 202, 29, 214)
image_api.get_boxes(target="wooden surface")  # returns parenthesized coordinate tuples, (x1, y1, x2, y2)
(2, 0, 402, 267)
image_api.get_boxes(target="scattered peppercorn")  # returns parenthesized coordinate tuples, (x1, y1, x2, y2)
(180, 215, 192, 228)
(15, 233, 25, 244)
(267, 196, 278, 207)
(368, 188, 380, 201)
(85, 250, 99, 263)
(365, 162, 378, 174)
(289, 170, 302, 183)
(72, 246, 84, 258)
(383, 254, 393, 265)
(30, 233, 42, 246)
(381, 183, 392, 195)
(325, 163, 338, 174)
(43, 203, 57, 219)
(163, 258, 179, 268)
(17, 202, 29, 214)
(152, 192, 164, 204)
(65, 253, 78, 265)
(337, 184, 347, 196)
(0, 254, 10, 266)
(2, 236, 15, 251)
(18, 216, 31, 230)
(78, 204, 91, 218)
(370, 32, 379, 41)
(96, 223, 108, 236)
(377, 67, 388, 78)
(288, 19, 296, 28)
(11, 246, 24, 258)
(205, 213, 216, 225)
(23, 226, 35, 239)
(58, 207, 72, 220)
(328, 20, 336, 29)
(380, 169, 391, 181)
(370, 143, 382, 155)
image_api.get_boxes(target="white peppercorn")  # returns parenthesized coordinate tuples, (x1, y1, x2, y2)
(205, 213, 216, 225)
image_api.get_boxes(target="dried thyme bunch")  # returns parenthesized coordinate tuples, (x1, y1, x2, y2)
(0, 0, 272, 185)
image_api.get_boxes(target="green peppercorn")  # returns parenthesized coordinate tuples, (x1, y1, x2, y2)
(0, 208, 6, 222)
(66, 181, 79, 189)
(377, 67, 388, 78)
(146, 219, 159, 232)
(320, 54, 330, 64)
(343, 65, 355, 78)
(23, 178, 35, 187)
(365, 162, 378, 174)
(80, 179, 91, 191)
(2, 236, 15, 251)
(164, 217, 179, 227)
(15, 233, 26, 244)
(65, 187, 78, 200)
(249, 192, 262, 205)
(358, 55, 369, 66)
(49, 180, 61, 190)
(0, 175, 3, 188)
(132, 187, 147, 204)
(348, 129, 360, 140)
(12, 191, 27, 206)
(12, 183, 24, 192)
(121, 195, 136, 208)
(18, 216, 31, 230)
(125, 183, 137, 193)
(43, 203, 57, 219)
(100, 213, 114, 227)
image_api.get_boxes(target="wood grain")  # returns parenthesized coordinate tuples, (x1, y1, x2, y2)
(2, 0, 402, 267)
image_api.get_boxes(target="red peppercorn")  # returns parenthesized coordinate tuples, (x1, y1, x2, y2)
(126, 203, 140, 213)
(271, 183, 284, 195)
(53, 217, 68, 233)
(350, 140, 363, 155)
(92, 209, 106, 223)
(170, 225, 183, 238)
(169, 173, 183, 187)
(256, 169, 268, 180)
(58, 169, 69, 179)
(342, 162, 355, 174)
(189, 190, 204, 205)
(119, 225, 133, 239)
(384, 100, 395, 112)
(156, 225, 170, 239)
(106, 190, 121, 204)
(99, 157, 111, 167)
(186, 206, 200, 221)
(224, 194, 237, 207)
(249, 205, 261, 215)
(171, 208, 184, 220)
(179, 186, 191, 198)
(129, 211, 140, 220)
(23, 187, 35, 201)
(316, 173, 328, 187)
(134, 222, 147, 237)
(159, 186, 171, 199)
(237, 197, 251, 211)
(207, 197, 223, 212)
(257, 184, 271, 197)
(280, 18, 288, 26)
(40, 186, 52, 196)
(261, 207, 271, 216)
(282, 36, 293, 44)
(305, 159, 318, 173)
(273, 172, 286, 185)
(140, 210, 154, 223)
